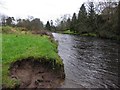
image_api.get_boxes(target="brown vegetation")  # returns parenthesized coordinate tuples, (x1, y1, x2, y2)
(32, 30, 53, 38)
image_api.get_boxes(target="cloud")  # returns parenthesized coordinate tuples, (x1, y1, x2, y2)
(1, 0, 88, 23)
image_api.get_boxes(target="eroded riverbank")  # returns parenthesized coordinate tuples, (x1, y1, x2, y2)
(6, 58, 64, 88)
(2, 33, 65, 89)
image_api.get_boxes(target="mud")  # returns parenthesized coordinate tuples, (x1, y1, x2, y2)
(8, 58, 64, 88)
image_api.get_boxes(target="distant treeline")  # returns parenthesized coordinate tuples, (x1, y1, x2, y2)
(1, 1, 120, 40)
(55, 1, 120, 40)
(1, 16, 44, 30)
(0, 15, 56, 32)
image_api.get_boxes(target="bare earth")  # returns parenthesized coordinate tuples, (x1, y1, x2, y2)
(8, 58, 64, 88)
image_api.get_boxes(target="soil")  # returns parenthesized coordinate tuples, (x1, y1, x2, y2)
(8, 58, 65, 89)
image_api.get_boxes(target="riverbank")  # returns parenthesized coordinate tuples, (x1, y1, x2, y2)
(2, 27, 65, 88)
(59, 30, 98, 37)
(60, 30, 120, 41)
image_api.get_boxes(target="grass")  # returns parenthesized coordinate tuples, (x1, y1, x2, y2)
(2, 33, 63, 88)
(63, 30, 76, 34)
(62, 30, 97, 37)
(81, 33, 97, 37)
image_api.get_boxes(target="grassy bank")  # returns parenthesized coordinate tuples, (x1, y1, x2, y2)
(80, 33, 97, 37)
(2, 32, 63, 87)
(62, 30, 76, 34)
(61, 29, 119, 41)
(62, 30, 97, 37)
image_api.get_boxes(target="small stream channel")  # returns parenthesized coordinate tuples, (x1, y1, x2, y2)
(53, 33, 120, 88)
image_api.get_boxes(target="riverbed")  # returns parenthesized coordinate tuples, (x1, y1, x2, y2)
(53, 33, 119, 88)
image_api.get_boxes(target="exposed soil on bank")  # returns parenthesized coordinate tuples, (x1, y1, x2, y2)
(4, 58, 65, 89)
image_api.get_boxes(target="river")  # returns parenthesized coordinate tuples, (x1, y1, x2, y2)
(53, 33, 119, 88)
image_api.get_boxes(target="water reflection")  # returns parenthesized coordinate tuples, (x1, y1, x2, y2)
(53, 33, 119, 88)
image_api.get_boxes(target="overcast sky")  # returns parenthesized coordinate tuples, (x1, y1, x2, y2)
(0, 0, 91, 23)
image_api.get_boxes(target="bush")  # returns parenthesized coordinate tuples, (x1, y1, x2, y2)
(2, 26, 13, 34)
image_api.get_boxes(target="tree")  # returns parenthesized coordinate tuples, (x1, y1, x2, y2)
(17, 19, 22, 27)
(66, 18, 71, 30)
(50, 20, 53, 27)
(62, 14, 70, 30)
(1, 14, 7, 26)
(78, 3, 87, 21)
(117, 1, 120, 36)
(88, 2, 96, 33)
(21, 19, 29, 29)
(50, 20, 55, 31)
(77, 3, 88, 33)
(16, 17, 43, 31)
(70, 13, 77, 33)
(55, 14, 71, 31)
(6, 17, 15, 26)
(45, 21, 51, 31)
(31, 18, 43, 30)
(60, 21, 64, 30)
(97, 1, 119, 38)
(118, 1, 120, 33)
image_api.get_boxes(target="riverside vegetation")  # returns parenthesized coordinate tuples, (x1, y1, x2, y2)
(53, 1, 120, 41)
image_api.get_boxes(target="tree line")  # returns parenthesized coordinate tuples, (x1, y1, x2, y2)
(1, 15, 56, 32)
(1, 1, 120, 40)
(55, 1, 120, 40)
(1, 16, 44, 31)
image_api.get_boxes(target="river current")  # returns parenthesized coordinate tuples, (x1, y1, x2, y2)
(53, 33, 119, 88)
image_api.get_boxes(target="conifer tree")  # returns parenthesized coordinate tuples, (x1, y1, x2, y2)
(70, 13, 77, 33)
(45, 21, 51, 31)
(77, 3, 87, 33)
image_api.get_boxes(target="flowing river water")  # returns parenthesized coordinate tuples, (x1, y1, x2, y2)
(53, 33, 120, 88)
